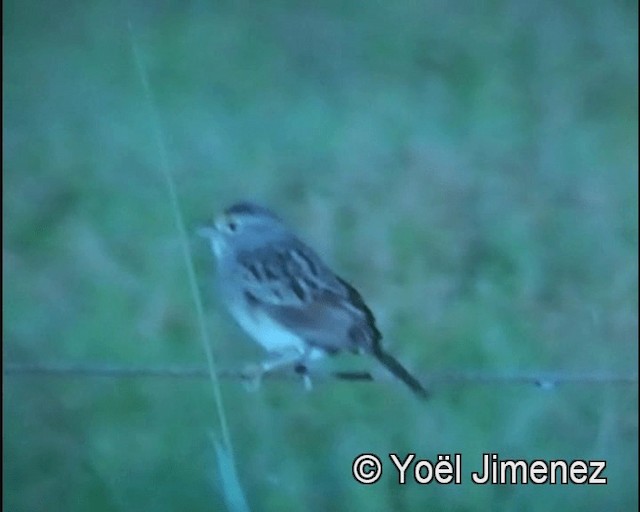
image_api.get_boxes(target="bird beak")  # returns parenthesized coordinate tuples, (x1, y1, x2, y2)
(198, 217, 226, 258)
(196, 224, 217, 239)
(197, 212, 228, 239)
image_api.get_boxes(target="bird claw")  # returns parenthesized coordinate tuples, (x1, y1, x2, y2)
(294, 363, 313, 392)
(302, 374, 313, 391)
(240, 363, 264, 392)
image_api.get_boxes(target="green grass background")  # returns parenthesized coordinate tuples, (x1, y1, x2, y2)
(3, 0, 638, 510)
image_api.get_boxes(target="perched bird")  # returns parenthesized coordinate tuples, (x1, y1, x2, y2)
(199, 201, 428, 399)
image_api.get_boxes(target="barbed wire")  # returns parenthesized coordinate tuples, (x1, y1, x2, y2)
(3, 362, 637, 389)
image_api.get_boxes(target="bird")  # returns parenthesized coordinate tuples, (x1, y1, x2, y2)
(198, 201, 428, 399)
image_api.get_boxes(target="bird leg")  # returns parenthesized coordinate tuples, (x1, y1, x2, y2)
(242, 347, 319, 392)
(241, 348, 308, 391)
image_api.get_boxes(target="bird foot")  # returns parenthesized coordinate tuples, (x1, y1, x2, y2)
(294, 363, 313, 392)
(240, 363, 264, 392)
(241, 360, 314, 393)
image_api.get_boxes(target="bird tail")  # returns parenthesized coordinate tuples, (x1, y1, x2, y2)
(372, 347, 429, 400)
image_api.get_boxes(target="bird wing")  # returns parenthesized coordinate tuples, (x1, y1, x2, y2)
(235, 241, 380, 353)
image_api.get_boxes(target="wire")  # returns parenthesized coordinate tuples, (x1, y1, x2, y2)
(4, 362, 636, 388)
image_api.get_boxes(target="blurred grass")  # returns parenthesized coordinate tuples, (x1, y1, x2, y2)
(3, 0, 638, 511)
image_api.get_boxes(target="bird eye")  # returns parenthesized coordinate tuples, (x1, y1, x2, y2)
(227, 221, 238, 232)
